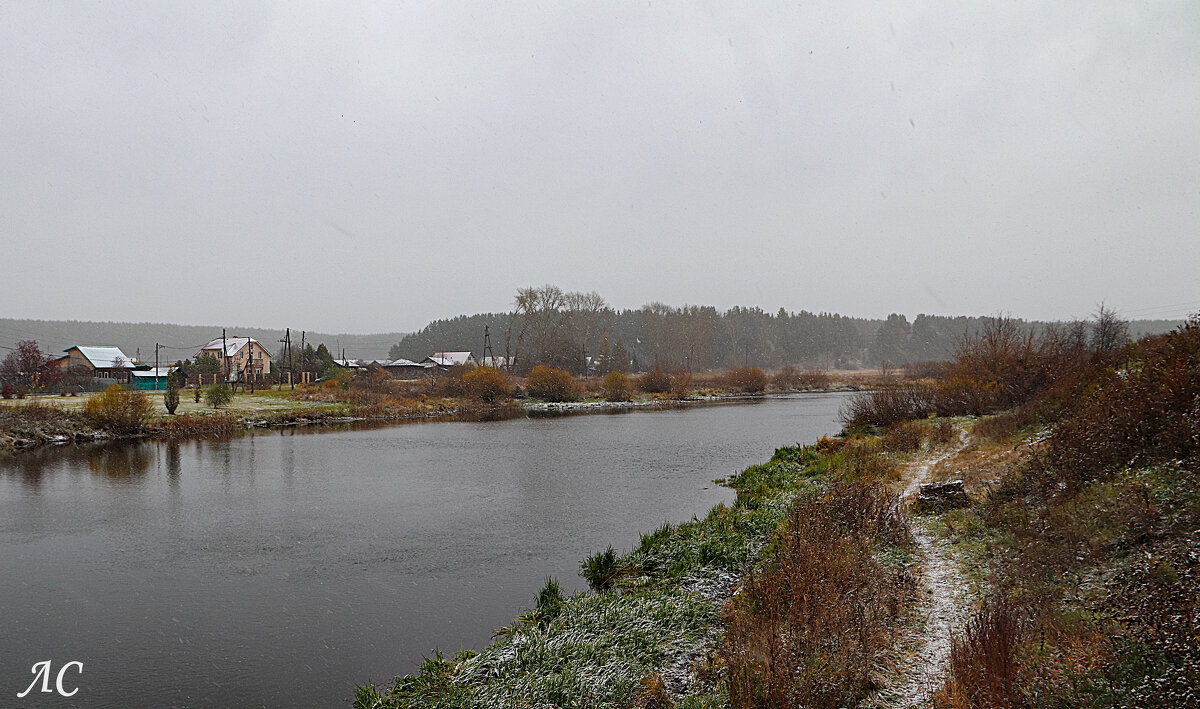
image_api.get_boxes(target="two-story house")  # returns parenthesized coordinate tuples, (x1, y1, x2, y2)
(197, 336, 272, 376)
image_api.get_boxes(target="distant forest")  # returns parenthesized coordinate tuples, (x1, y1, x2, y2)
(2, 302, 1181, 374)
(388, 286, 1184, 373)
(0, 319, 405, 364)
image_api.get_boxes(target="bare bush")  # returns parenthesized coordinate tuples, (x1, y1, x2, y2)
(1047, 317, 1200, 487)
(801, 369, 833, 389)
(462, 366, 512, 402)
(929, 418, 957, 446)
(724, 367, 767, 394)
(83, 384, 153, 433)
(601, 371, 632, 401)
(840, 384, 933, 429)
(883, 421, 924, 452)
(902, 360, 952, 379)
(637, 369, 671, 394)
(525, 365, 580, 402)
(669, 370, 693, 399)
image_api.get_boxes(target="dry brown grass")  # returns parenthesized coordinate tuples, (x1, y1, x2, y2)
(772, 366, 833, 391)
(926, 433, 1035, 494)
(624, 673, 673, 709)
(928, 417, 958, 446)
(723, 367, 767, 394)
(972, 412, 1021, 443)
(930, 320, 1200, 708)
(146, 412, 243, 437)
(883, 420, 924, 453)
(720, 478, 915, 708)
(936, 595, 1022, 709)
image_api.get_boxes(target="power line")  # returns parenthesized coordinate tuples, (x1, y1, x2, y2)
(1121, 300, 1200, 317)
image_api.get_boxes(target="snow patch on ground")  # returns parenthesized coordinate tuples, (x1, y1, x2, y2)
(864, 433, 974, 709)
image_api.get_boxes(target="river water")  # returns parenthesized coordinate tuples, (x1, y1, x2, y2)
(0, 394, 847, 707)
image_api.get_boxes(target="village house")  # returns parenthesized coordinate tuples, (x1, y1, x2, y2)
(57, 346, 137, 382)
(197, 336, 272, 376)
(422, 351, 478, 369)
(480, 355, 510, 369)
(384, 358, 437, 379)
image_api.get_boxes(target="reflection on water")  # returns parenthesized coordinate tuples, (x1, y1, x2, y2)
(2, 439, 155, 485)
(0, 394, 848, 709)
(85, 442, 153, 479)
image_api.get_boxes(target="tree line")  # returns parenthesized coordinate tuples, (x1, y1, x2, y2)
(389, 285, 1170, 374)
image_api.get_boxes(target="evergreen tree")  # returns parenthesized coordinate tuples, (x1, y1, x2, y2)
(163, 374, 180, 414)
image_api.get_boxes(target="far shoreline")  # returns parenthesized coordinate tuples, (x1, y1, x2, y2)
(0, 388, 858, 455)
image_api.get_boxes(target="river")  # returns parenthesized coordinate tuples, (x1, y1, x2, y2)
(0, 394, 847, 707)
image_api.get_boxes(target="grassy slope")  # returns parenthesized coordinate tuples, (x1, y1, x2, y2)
(923, 324, 1199, 707)
(354, 430, 947, 709)
(353, 444, 824, 708)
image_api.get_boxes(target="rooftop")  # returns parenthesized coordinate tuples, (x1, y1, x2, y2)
(66, 346, 136, 369)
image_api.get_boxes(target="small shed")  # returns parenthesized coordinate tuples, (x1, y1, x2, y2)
(130, 367, 177, 390)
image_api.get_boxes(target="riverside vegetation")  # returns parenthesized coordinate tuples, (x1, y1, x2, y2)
(353, 421, 956, 707)
(356, 311, 1197, 708)
(843, 313, 1200, 708)
(1, 353, 851, 453)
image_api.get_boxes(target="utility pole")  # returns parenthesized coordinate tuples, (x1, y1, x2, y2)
(300, 331, 306, 385)
(278, 334, 285, 391)
(222, 329, 229, 383)
(155, 343, 160, 391)
(287, 329, 294, 390)
(483, 325, 495, 367)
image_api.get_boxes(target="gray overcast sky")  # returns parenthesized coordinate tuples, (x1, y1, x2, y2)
(3, 1, 1198, 333)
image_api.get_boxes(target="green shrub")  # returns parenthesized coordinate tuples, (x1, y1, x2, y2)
(533, 577, 564, 626)
(580, 545, 619, 590)
(163, 376, 180, 414)
(205, 382, 233, 409)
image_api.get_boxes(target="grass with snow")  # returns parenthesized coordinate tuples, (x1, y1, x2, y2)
(353, 441, 832, 708)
